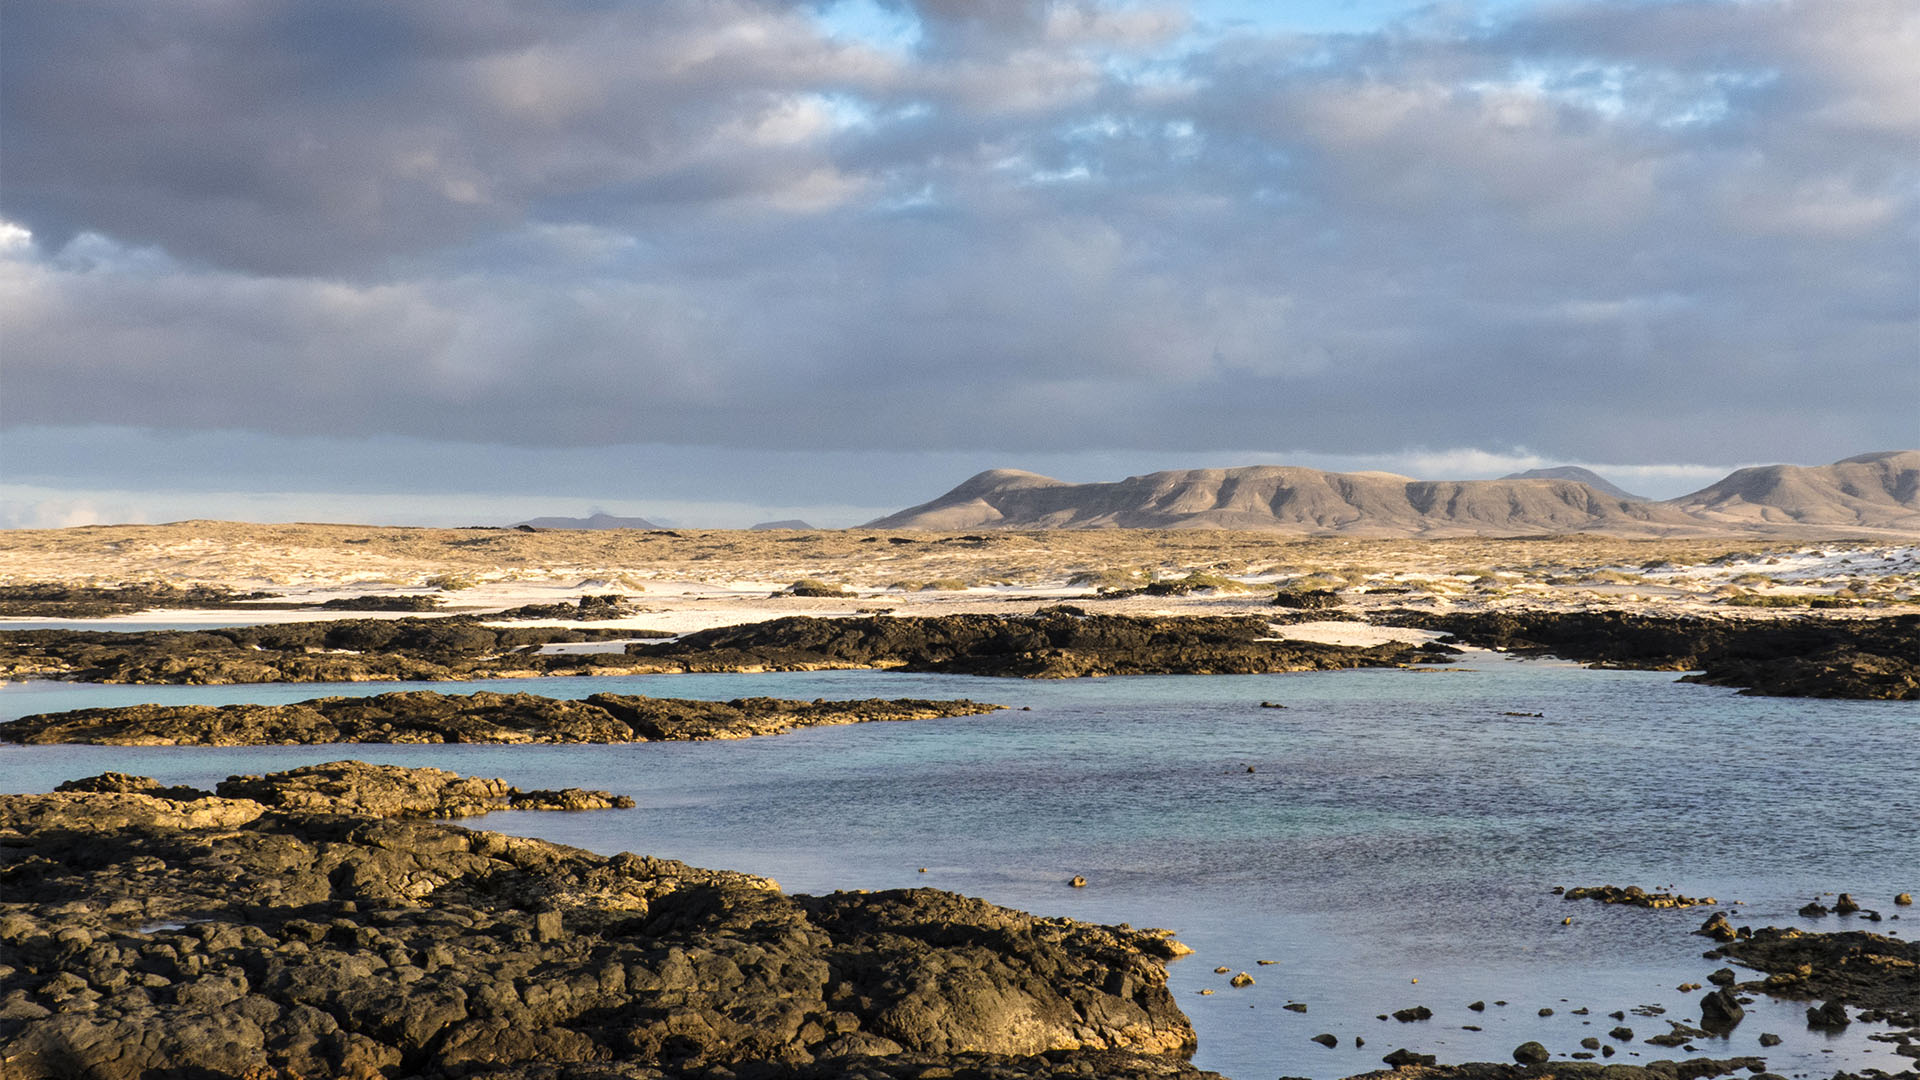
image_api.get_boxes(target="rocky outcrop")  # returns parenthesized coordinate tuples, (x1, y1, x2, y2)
(0, 786, 1199, 1079)
(0, 583, 284, 617)
(0, 617, 658, 685)
(1345, 1060, 1768, 1080)
(486, 595, 652, 621)
(1372, 610, 1920, 699)
(212, 761, 634, 819)
(625, 613, 1457, 678)
(2, 690, 1003, 746)
(1561, 885, 1717, 909)
(47, 763, 632, 821)
(1715, 927, 1920, 1026)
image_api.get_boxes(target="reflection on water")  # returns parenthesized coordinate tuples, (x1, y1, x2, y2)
(2, 657, 1915, 1079)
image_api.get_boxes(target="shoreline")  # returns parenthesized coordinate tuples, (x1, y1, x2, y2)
(3, 772, 1913, 1079)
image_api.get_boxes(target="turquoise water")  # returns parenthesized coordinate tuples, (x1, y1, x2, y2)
(2, 656, 1916, 1079)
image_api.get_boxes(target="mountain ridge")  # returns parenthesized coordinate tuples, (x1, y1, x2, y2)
(865, 452, 1920, 537)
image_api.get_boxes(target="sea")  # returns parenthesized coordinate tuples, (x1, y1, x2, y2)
(2, 651, 1915, 1080)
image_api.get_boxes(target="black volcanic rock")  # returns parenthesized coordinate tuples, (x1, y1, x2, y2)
(626, 612, 1454, 678)
(0, 786, 1200, 1079)
(1371, 609, 1919, 700)
(1, 691, 1003, 746)
(0, 583, 285, 618)
(1718, 927, 1920, 1027)
(0, 617, 652, 685)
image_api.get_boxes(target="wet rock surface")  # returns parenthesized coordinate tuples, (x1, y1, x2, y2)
(2, 690, 1003, 745)
(0, 617, 656, 684)
(1563, 885, 1718, 909)
(0, 784, 1201, 1080)
(1350, 1060, 1768, 1080)
(623, 613, 1456, 678)
(1717, 928, 1920, 1027)
(1371, 610, 1920, 699)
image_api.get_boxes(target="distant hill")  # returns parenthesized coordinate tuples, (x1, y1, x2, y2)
(1670, 450, 1920, 530)
(866, 453, 1920, 536)
(866, 466, 1698, 536)
(515, 512, 661, 530)
(749, 520, 816, 531)
(1501, 466, 1644, 501)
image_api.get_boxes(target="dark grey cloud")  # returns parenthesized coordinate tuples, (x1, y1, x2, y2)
(1, 0, 1914, 490)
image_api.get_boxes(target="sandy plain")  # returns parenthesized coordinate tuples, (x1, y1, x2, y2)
(1, 521, 1915, 641)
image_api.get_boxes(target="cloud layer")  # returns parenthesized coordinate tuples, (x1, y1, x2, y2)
(2, 0, 1914, 507)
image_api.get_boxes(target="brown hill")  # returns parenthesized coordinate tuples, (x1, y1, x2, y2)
(1671, 450, 1920, 530)
(865, 466, 1703, 536)
(867, 453, 1920, 536)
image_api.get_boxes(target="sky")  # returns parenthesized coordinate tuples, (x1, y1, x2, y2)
(1, 0, 1915, 528)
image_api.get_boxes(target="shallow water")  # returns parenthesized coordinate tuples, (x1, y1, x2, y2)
(2, 656, 1916, 1080)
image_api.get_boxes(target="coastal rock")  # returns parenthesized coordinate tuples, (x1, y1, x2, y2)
(1346, 1060, 1769, 1080)
(213, 761, 634, 819)
(0, 617, 654, 684)
(1699, 988, 1744, 1032)
(1564, 885, 1716, 909)
(1371, 610, 1920, 700)
(1719, 927, 1920, 1027)
(0, 583, 282, 618)
(0, 787, 1200, 1079)
(53, 772, 210, 800)
(1512, 1042, 1550, 1064)
(1394, 1007, 1433, 1022)
(1807, 1000, 1851, 1031)
(624, 613, 1456, 679)
(2, 691, 1003, 746)
(1384, 1049, 1438, 1068)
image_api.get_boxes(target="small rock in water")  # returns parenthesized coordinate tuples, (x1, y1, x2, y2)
(1834, 893, 1860, 915)
(1896, 892, 1913, 906)
(1392, 1006, 1432, 1022)
(1513, 1041, 1551, 1065)
(1539, 1007, 1555, 1016)
(1602, 1045, 1616, 1057)
(1806, 1000, 1849, 1031)
(1215, 966, 1232, 973)
(1312, 1033, 1338, 1048)
(1068, 875, 1087, 888)
(1610, 1027, 1635, 1041)
(1383, 1048, 1435, 1069)
(1469, 1000, 1486, 1011)
(1708, 968, 1736, 986)
(1284, 1002, 1308, 1013)
(1229, 972, 1255, 988)
(1799, 900, 1830, 917)
(1581, 1037, 1602, 1050)
(1759, 1033, 1782, 1047)
(1257, 958, 1279, 965)
(1701, 988, 1745, 1032)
